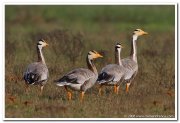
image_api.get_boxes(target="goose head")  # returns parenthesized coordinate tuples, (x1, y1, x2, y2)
(37, 39, 49, 49)
(88, 50, 103, 60)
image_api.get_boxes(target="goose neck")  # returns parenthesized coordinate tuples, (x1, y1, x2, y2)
(130, 35, 138, 63)
(115, 48, 122, 66)
(86, 56, 98, 75)
(37, 46, 46, 65)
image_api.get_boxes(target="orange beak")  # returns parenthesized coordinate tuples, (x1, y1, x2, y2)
(142, 31, 148, 35)
(96, 53, 103, 58)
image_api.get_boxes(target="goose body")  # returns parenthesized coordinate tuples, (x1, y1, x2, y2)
(55, 50, 103, 101)
(24, 62, 49, 85)
(98, 64, 125, 85)
(23, 39, 49, 94)
(122, 57, 138, 80)
(97, 43, 125, 94)
(122, 29, 148, 92)
(56, 68, 96, 91)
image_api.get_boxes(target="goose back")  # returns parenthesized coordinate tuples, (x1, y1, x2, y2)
(24, 62, 49, 85)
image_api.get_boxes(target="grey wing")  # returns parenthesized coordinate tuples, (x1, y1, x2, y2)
(24, 62, 49, 85)
(121, 57, 138, 80)
(80, 78, 91, 91)
(98, 64, 125, 84)
(55, 68, 94, 86)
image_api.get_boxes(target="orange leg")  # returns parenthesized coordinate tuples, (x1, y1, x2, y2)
(114, 85, 117, 94)
(64, 86, 72, 100)
(98, 85, 103, 96)
(80, 91, 85, 102)
(114, 85, 120, 94)
(116, 85, 120, 94)
(67, 91, 72, 100)
(126, 83, 130, 93)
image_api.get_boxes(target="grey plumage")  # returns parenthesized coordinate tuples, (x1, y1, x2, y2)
(98, 64, 125, 85)
(122, 29, 148, 92)
(121, 57, 138, 81)
(55, 50, 103, 101)
(23, 39, 49, 94)
(24, 62, 49, 85)
(97, 43, 125, 94)
(55, 68, 96, 91)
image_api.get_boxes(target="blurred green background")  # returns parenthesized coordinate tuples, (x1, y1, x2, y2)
(5, 5, 175, 118)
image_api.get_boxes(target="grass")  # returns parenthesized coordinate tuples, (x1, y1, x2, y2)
(5, 5, 175, 118)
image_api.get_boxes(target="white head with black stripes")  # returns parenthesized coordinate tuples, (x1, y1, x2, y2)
(88, 50, 103, 60)
(37, 39, 49, 49)
(115, 42, 123, 53)
(133, 29, 148, 40)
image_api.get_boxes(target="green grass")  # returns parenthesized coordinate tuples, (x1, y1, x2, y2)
(5, 5, 175, 118)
